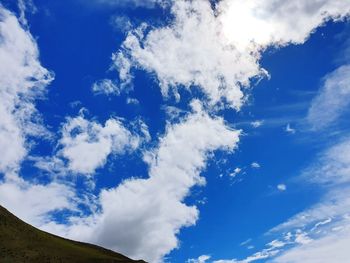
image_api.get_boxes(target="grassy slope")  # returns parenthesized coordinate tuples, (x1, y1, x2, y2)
(0, 205, 146, 263)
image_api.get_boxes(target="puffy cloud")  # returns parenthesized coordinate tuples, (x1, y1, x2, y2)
(307, 65, 350, 129)
(46, 101, 240, 263)
(79, 1, 350, 261)
(45, 2, 350, 261)
(0, 5, 53, 175)
(218, 0, 350, 50)
(115, 0, 264, 109)
(113, 0, 350, 110)
(58, 115, 146, 174)
(3, 1, 350, 263)
(0, 6, 241, 263)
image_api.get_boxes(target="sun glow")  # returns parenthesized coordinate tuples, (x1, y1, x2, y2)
(219, 1, 274, 50)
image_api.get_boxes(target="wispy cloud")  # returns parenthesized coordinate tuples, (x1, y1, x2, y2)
(92, 79, 121, 96)
(193, 136, 350, 263)
(269, 137, 350, 261)
(307, 64, 350, 130)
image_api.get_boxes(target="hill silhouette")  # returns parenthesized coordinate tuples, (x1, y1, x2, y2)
(0, 205, 146, 263)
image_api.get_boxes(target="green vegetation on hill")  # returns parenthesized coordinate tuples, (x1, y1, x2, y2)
(0, 205, 146, 263)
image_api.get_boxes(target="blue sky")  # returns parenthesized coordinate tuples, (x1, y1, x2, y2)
(0, 0, 350, 262)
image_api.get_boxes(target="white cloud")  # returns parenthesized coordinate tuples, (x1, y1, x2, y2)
(272, 189, 350, 235)
(229, 167, 242, 177)
(271, 227, 350, 263)
(244, 250, 280, 263)
(92, 79, 120, 95)
(188, 255, 211, 263)
(45, 101, 240, 263)
(294, 230, 312, 245)
(114, 0, 350, 110)
(219, 0, 350, 50)
(307, 65, 350, 129)
(0, 5, 79, 233)
(311, 218, 332, 231)
(268, 240, 286, 249)
(17, 0, 37, 26)
(240, 238, 252, 246)
(277, 184, 287, 191)
(303, 138, 350, 186)
(212, 249, 280, 263)
(267, 137, 350, 262)
(209, 137, 350, 263)
(0, 5, 53, 175)
(115, 0, 264, 110)
(2, 2, 350, 263)
(110, 15, 133, 32)
(58, 115, 145, 174)
(251, 162, 260, 168)
(126, 97, 139, 105)
(272, 138, 350, 233)
(259, 60, 350, 263)
(67, 2, 350, 261)
(285, 124, 296, 134)
(251, 120, 263, 128)
(213, 260, 239, 263)
(0, 174, 76, 227)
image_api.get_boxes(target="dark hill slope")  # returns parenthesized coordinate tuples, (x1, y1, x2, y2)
(0, 205, 146, 263)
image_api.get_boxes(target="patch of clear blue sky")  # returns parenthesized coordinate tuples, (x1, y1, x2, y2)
(2, 0, 349, 261)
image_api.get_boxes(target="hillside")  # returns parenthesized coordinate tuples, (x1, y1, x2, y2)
(0, 205, 146, 263)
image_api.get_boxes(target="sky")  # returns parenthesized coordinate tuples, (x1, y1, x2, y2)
(0, 0, 350, 262)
